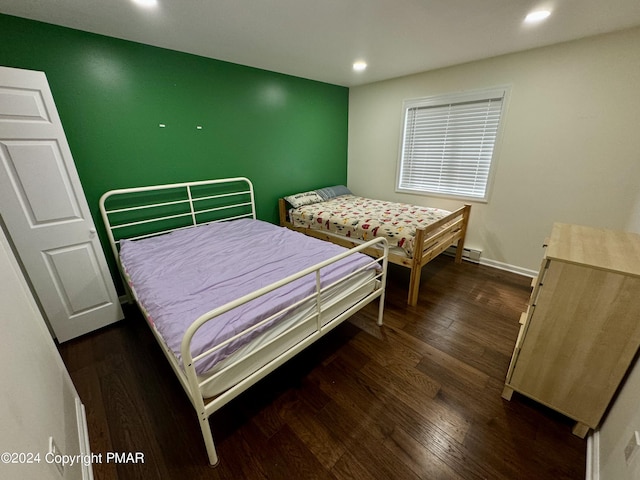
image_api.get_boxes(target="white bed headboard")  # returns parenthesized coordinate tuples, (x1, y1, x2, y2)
(99, 177, 255, 263)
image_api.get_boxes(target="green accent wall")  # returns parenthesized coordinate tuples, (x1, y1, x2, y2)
(0, 14, 349, 288)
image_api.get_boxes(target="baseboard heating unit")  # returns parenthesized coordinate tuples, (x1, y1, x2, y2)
(445, 245, 482, 263)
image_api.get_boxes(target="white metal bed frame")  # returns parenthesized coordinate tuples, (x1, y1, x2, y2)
(98, 177, 388, 465)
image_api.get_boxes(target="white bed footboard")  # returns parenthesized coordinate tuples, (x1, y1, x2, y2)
(184, 236, 386, 465)
(99, 177, 388, 466)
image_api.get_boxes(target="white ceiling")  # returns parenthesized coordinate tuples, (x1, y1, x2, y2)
(2, 0, 640, 87)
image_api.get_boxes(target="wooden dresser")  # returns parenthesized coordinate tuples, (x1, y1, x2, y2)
(502, 223, 640, 437)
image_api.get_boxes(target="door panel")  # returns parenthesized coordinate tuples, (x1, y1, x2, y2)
(0, 86, 50, 122)
(1, 141, 82, 224)
(0, 66, 123, 342)
(44, 243, 112, 314)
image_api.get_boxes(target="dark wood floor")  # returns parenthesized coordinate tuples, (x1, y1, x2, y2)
(59, 256, 587, 480)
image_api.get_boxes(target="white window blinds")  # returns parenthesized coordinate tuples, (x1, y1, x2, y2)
(397, 88, 507, 201)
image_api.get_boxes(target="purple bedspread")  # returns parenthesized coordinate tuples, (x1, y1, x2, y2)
(119, 219, 374, 374)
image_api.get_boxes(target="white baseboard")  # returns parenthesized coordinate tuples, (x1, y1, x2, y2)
(586, 430, 600, 480)
(446, 245, 537, 278)
(119, 294, 133, 305)
(478, 257, 537, 278)
(76, 397, 94, 480)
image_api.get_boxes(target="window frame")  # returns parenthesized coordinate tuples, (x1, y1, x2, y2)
(395, 86, 510, 203)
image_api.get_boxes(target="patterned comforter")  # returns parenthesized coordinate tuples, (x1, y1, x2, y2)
(289, 195, 451, 257)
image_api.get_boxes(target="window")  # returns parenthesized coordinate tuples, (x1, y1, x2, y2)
(397, 87, 508, 202)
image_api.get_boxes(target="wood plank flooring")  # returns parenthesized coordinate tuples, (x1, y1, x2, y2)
(58, 256, 587, 479)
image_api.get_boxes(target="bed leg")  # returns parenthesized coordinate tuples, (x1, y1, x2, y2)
(408, 230, 425, 306)
(408, 266, 421, 307)
(199, 416, 219, 466)
(377, 290, 386, 326)
(454, 238, 465, 264)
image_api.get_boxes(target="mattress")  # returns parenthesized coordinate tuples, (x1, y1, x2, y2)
(119, 218, 378, 381)
(289, 195, 451, 256)
(196, 268, 376, 397)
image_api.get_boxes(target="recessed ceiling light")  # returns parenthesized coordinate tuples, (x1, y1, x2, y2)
(524, 10, 551, 23)
(132, 0, 158, 7)
(353, 61, 367, 72)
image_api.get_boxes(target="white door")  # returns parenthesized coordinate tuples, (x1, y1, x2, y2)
(0, 66, 123, 342)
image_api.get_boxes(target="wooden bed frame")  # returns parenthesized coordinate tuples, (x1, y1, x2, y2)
(99, 177, 388, 466)
(279, 197, 470, 306)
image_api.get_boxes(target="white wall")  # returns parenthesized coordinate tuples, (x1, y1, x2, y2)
(348, 26, 640, 273)
(0, 222, 88, 480)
